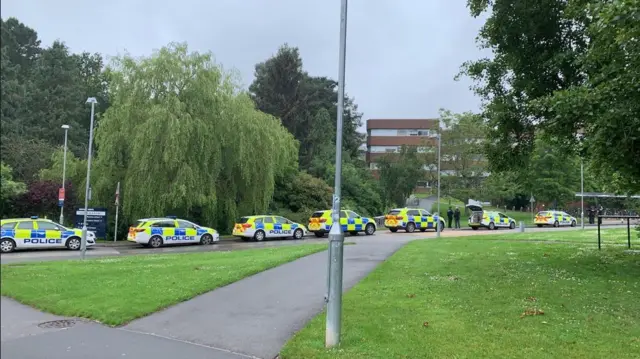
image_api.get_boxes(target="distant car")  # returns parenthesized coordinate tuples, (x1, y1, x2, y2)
(384, 207, 445, 233)
(0, 216, 96, 253)
(127, 216, 219, 248)
(534, 210, 577, 227)
(307, 209, 376, 238)
(232, 215, 308, 241)
(466, 204, 517, 230)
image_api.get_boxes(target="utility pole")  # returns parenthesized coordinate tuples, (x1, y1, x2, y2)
(436, 132, 441, 237)
(326, 0, 348, 348)
(59, 124, 70, 225)
(81, 97, 98, 260)
(114, 182, 120, 242)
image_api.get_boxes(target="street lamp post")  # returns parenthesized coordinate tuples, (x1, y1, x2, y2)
(59, 124, 70, 225)
(577, 129, 585, 229)
(325, 0, 348, 348)
(81, 97, 98, 260)
(436, 132, 442, 238)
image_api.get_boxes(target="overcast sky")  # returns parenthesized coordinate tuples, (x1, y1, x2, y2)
(1, 0, 488, 126)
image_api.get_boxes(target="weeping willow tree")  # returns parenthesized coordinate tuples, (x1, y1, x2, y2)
(92, 43, 298, 232)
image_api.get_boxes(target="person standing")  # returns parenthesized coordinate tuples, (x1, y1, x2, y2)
(447, 207, 454, 228)
(454, 207, 461, 229)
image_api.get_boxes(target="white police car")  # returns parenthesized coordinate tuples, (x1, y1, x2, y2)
(0, 216, 96, 253)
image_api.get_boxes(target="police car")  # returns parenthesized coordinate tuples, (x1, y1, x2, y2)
(466, 204, 517, 230)
(534, 210, 577, 228)
(307, 209, 376, 237)
(0, 216, 96, 253)
(232, 215, 308, 241)
(127, 216, 220, 248)
(384, 208, 445, 233)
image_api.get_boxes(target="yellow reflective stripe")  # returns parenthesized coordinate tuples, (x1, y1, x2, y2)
(46, 230, 61, 239)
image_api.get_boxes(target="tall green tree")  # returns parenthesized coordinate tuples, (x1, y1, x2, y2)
(460, 0, 639, 192)
(92, 43, 298, 232)
(249, 44, 364, 169)
(378, 146, 425, 207)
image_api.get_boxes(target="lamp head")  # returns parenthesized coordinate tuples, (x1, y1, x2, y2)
(86, 97, 98, 104)
(61, 124, 70, 129)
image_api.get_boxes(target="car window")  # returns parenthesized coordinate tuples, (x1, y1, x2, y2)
(420, 210, 431, 216)
(176, 220, 196, 229)
(537, 211, 549, 216)
(16, 221, 34, 230)
(347, 211, 359, 219)
(274, 216, 290, 224)
(254, 218, 263, 224)
(387, 210, 401, 216)
(310, 211, 324, 218)
(36, 221, 61, 230)
(407, 209, 420, 216)
(339, 211, 347, 218)
(151, 220, 176, 228)
(498, 213, 507, 218)
(263, 216, 274, 224)
(1, 222, 16, 230)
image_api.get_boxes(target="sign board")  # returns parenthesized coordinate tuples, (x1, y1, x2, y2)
(58, 188, 65, 207)
(529, 195, 535, 203)
(75, 207, 108, 239)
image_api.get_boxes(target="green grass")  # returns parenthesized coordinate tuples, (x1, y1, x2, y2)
(1, 243, 327, 326)
(281, 233, 640, 359)
(430, 196, 465, 214)
(486, 228, 636, 246)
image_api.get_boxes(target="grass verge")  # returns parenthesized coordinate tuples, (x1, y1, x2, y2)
(281, 235, 639, 359)
(473, 228, 636, 246)
(1, 243, 327, 326)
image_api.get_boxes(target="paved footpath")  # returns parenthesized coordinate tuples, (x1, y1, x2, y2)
(0, 225, 626, 359)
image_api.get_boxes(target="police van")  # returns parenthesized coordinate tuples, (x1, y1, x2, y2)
(127, 216, 220, 248)
(0, 216, 96, 253)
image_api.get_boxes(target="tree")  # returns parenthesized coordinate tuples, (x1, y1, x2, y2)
(378, 146, 425, 207)
(1, 162, 27, 216)
(460, 0, 639, 192)
(249, 44, 364, 169)
(439, 109, 488, 202)
(92, 43, 298, 232)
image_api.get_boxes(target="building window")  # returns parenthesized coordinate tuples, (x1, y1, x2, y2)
(370, 146, 400, 153)
(397, 130, 409, 136)
(369, 129, 398, 136)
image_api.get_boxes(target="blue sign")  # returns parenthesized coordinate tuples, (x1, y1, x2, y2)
(75, 207, 108, 239)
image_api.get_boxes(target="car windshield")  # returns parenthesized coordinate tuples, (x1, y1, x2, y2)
(135, 220, 146, 227)
(310, 212, 324, 218)
(387, 210, 401, 216)
(537, 212, 549, 216)
(237, 217, 250, 224)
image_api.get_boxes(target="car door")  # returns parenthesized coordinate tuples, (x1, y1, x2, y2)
(497, 213, 509, 227)
(262, 216, 275, 237)
(339, 211, 348, 230)
(345, 210, 361, 231)
(35, 221, 65, 247)
(15, 221, 36, 248)
(407, 209, 422, 229)
(418, 210, 433, 229)
(151, 220, 177, 242)
(274, 216, 292, 237)
(176, 220, 199, 243)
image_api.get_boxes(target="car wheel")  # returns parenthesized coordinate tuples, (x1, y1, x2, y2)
(389, 228, 398, 233)
(509, 221, 516, 229)
(571, 220, 576, 227)
(149, 236, 163, 248)
(200, 234, 214, 245)
(439, 221, 446, 232)
(0, 238, 16, 253)
(254, 230, 266, 242)
(66, 237, 81, 250)
(406, 222, 416, 233)
(314, 232, 324, 238)
(365, 223, 375, 235)
(554, 221, 559, 227)
(488, 222, 495, 230)
(293, 228, 304, 240)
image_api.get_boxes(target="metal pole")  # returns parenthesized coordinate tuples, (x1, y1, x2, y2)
(114, 182, 120, 242)
(81, 99, 97, 260)
(627, 217, 631, 249)
(326, 0, 348, 348)
(581, 159, 584, 229)
(436, 133, 441, 237)
(59, 127, 69, 225)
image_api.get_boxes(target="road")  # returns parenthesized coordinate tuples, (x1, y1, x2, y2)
(0, 223, 628, 265)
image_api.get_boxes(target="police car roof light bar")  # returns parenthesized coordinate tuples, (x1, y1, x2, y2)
(166, 215, 177, 219)
(30, 216, 39, 219)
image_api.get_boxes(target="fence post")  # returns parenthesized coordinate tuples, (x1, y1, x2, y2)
(597, 216, 601, 250)
(519, 221, 524, 233)
(627, 217, 631, 249)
